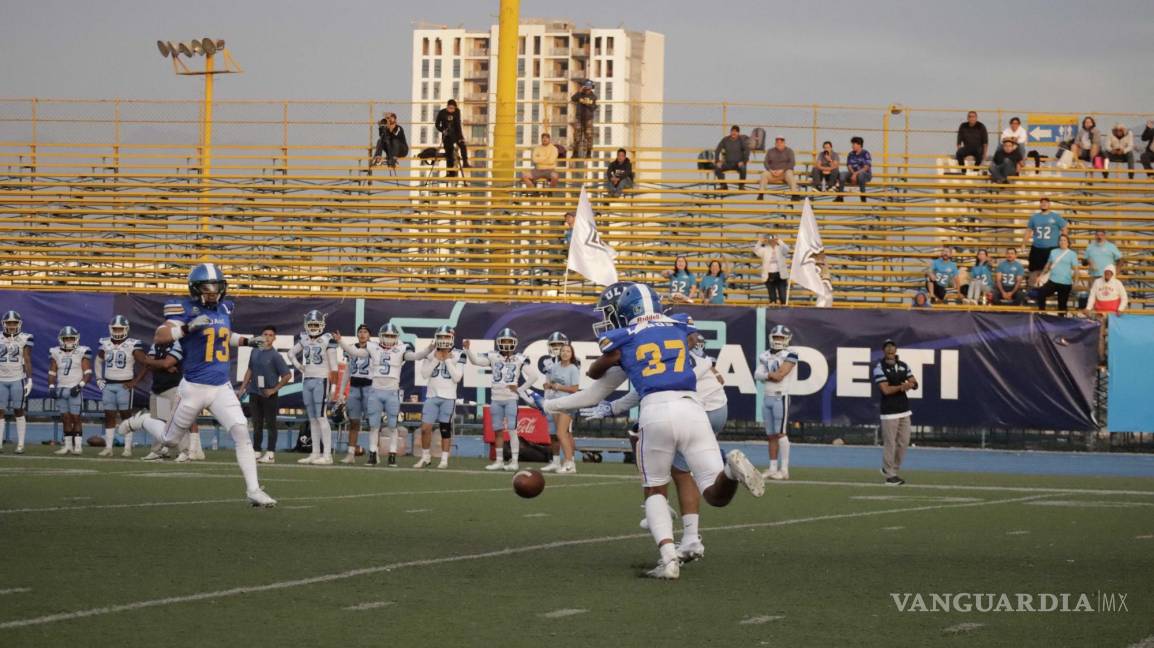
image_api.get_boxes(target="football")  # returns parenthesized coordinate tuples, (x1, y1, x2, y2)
(512, 469, 545, 499)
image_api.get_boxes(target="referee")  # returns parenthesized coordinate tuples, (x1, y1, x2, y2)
(872, 339, 918, 485)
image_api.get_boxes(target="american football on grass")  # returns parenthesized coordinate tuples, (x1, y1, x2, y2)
(512, 469, 545, 499)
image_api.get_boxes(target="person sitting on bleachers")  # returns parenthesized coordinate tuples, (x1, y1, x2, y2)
(1069, 116, 1101, 167)
(927, 247, 961, 304)
(1000, 117, 1028, 152)
(1103, 123, 1135, 180)
(371, 113, 409, 169)
(836, 137, 872, 202)
(994, 247, 1027, 306)
(605, 148, 634, 197)
(964, 249, 994, 304)
(1141, 119, 1154, 174)
(756, 137, 798, 201)
(713, 125, 750, 192)
(955, 111, 989, 169)
(521, 133, 560, 188)
(811, 141, 840, 192)
(989, 138, 1025, 184)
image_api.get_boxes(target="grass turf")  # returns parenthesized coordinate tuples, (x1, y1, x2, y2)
(0, 448, 1152, 647)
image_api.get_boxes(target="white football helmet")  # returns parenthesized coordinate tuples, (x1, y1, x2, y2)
(2, 311, 21, 337)
(379, 322, 401, 349)
(109, 315, 130, 342)
(434, 325, 455, 350)
(58, 326, 80, 351)
(495, 328, 518, 354)
(546, 331, 569, 358)
(769, 324, 793, 351)
(304, 310, 326, 337)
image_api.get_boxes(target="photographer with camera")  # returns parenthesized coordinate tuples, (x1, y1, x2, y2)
(371, 113, 409, 169)
(435, 99, 469, 177)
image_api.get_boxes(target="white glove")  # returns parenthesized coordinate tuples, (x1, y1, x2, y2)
(96, 379, 107, 391)
(23, 379, 32, 398)
(579, 401, 614, 420)
(187, 315, 213, 333)
(246, 337, 266, 349)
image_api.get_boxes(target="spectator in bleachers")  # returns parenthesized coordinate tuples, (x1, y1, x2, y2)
(989, 138, 1025, 184)
(756, 137, 798, 201)
(994, 247, 1027, 306)
(521, 133, 560, 188)
(955, 111, 989, 169)
(662, 256, 698, 303)
(571, 80, 597, 160)
(911, 289, 932, 308)
(1103, 123, 1136, 180)
(697, 260, 728, 304)
(605, 148, 634, 197)
(754, 235, 790, 305)
(811, 141, 840, 192)
(1141, 119, 1154, 173)
(836, 137, 872, 202)
(435, 99, 469, 176)
(1069, 116, 1101, 167)
(1024, 197, 1068, 286)
(562, 211, 575, 246)
(964, 249, 994, 304)
(371, 113, 408, 169)
(1000, 117, 1028, 151)
(1035, 234, 1079, 313)
(1083, 229, 1122, 280)
(714, 126, 750, 192)
(926, 246, 961, 304)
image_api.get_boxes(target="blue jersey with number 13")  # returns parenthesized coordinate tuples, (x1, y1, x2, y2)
(598, 317, 696, 399)
(164, 298, 234, 386)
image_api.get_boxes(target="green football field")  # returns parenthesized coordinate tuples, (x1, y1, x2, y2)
(1, 449, 1152, 648)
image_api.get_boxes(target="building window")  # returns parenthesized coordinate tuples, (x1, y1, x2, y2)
(531, 80, 540, 100)
(606, 60, 614, 78)
(604, 104, 613, 124)
(517, 81, 524, 100)
(435, 39, 442, 56)
(421, 105, 428, 121)
(422, 38, 429, 56)
(531, 125, 539, 143)
(594, 126, 601, 146)
(516, 125, 524, 144)
(451, 82, 460, 100)
(531, 104, 539, 122)
(454, 38, 461, 56)
(421, 59, 430, 78)
(433, 82, 441, 100)
(420, 126, 428, 143)
(517, 58, 525, 76)
(472, 125, 485, 141)
(452, 59, 461, 78)
(533, 36, 540, 55)
(518, 37, 525, 55)
(594, 37, 601, 55)
(606, 36, 615, 55)
(434, 59, 442, 76)
(604, 83, 613, 100)
(421, 82, 428, 100)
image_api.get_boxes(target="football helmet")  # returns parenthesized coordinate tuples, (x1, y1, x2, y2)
(617, 284, 663, 325)
(495, 328, 518, 354)
(769, 324, 793, 351)
(379, 322, 402, 349)
(303, 310, 326, 337)
(58, 326, 80, 351)
(433, 324, 455, 350)
(592, 281, 635, 336)
(109, 315, 130, 342)
(328, 402, 348, 428)
(2, 311, 21, 336)
(546, 331, 569, 358)
(187, 263, 227, 306)
(689, 332, 706, 358)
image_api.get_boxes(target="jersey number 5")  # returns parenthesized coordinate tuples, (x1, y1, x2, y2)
(635, 339, 686, 377)
(203, 327, 231, 363)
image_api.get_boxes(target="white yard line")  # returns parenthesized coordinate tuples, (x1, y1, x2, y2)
(942, 622, 985, 635)
(739, 615, 784, 625)
(343, 601, 393, 611)
(541, 609, 587, 619)
(0, 588, 31, 596)
(0, 481, 624, 516)
(0, 493, 1050, 630)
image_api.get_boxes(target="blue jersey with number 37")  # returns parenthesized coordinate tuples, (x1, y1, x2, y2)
(164, 298, 235, 386)
(598, 316, 696, 399)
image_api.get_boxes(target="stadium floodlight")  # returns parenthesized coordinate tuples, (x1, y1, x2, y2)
(202, 38, 216, 55)
(157, 40, 170, 58)
(190, 40, 204, 55)
(889, 103, 905, 116)
(177, 42, 192, 57)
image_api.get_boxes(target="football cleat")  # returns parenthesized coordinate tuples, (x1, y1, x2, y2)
(142, 449, 168, 461)
(175, 451, 191, 463)
(121, 448, 133, 458)
(312, 455, 334, 466)
(256, 452, 275, 464)
(484, 460, 504, 471)
(297, 454, 319, 465)
(70, 446, 82, 455)
(770, 470, 789, 481)
(386, 453, 397, 467)
(190, 449, 206, 461)
(246, 488, 277, 508)
(540, 459, 561, 473)
(54, 445, 71, 455)
(725, 449, 765, 497)
(436, 458, 449, 469)
(340, 453, 356, 465)
(501, 461, 519, 472)
(413, 456, 431, 469)
(14, 445, 24, 454)
(366, 451, 378, 466)
(645, 558, 680, 580)
(98, 447, 114, 457)
(556, 462, 577, 474)
(677, 540, 706, 563)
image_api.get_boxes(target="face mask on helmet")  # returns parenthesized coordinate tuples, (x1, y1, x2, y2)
(380, 333, 399, 348)
(197, 281, 223, 306)
(690, 339, 706, 358)
(59, 334, 79, 351)
(496, 335, 518, 354)
(548, 342, 565, 358)
(2, 314, 20, 336)
(769, 333, 792, 351)
(110, 326, 129, 342)
(304, 313, 325, 337)
(434, 333, 455, 349)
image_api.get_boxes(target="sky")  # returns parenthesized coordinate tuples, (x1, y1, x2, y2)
(3, 0, 1152, 111)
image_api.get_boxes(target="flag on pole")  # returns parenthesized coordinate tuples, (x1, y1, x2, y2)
(566, 185, 619, 286)
(788, 198, 834, 306)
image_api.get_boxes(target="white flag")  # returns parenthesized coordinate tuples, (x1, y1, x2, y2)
(788, 198, 833, 306)
(567, 186, 619, 286)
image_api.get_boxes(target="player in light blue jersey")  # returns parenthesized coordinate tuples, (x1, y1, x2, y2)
(549, 282, 764, 580)
(152, 263, 276, 507)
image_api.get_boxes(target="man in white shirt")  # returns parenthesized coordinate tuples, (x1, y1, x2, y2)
(754, 235, 791, 305)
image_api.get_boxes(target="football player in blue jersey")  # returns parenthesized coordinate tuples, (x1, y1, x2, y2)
(547, 283, 764, 579)
(152, 263, 276, 507)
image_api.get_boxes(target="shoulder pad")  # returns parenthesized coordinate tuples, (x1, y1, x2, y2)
(99, 337, 111, 345)
(598, 328, 629, 353)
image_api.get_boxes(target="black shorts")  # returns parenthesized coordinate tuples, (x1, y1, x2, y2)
(1028, 246, 1052, 272)
(930, 283, 948, 301)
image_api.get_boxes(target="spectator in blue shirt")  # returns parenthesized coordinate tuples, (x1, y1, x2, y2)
(562, 211, 575, 246)
(964, 249, 994, 304)
(1036, 235, 1079, 313)
(836, 136, 872, 202)
(912, 289, 932, 308)
(1083, 230, 1122, 279)
(926, 247, 961, 303)
(662, 255, 698, 303)
(994, 247, 1027, 306)
(697, 260, 728, 304)
(1023, 197, 1069, 285)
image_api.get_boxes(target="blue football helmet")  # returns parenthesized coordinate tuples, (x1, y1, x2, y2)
(434, 324, 455, 350)
(303, 310, 326, 337)
(769, 324, 793, 351)
(379, 322, 402, 348)
(2, 311, 21, 336)
(58, 326, 80, 351)
(109, 315, 130, 342)
(188, 263, 227, 306)
(592, 281, 635, 336)
(496, 328, 518, 354)
(616, 284, 663, 325)
(546, 331, 569, 357)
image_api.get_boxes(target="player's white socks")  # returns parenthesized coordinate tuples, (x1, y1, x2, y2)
(421, 448, 431, 461)
(681, 513, 700, 546)
(15, 416, 26, 448)
(104, 427, 115, 449)
(388, 428, 399, 453)
(188, 432, 203, 456)
(769, 460, 779, 474)
(779, 437, 791, 473)
(319, 418, 334, 457)
(0, 418, 5, 445)
(644, 494, 676, 554)
(228, 424, 261, 492)
(123, 432, 133, 451)
(507, 430, 520, 462)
